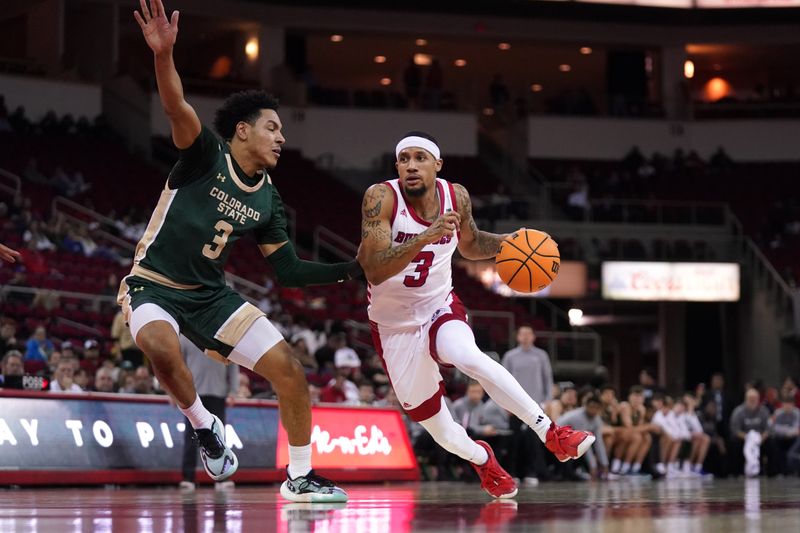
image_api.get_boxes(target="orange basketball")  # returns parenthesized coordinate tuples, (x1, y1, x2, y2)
(495, 229, 560, 293)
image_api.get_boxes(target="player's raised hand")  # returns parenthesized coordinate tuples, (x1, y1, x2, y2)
(424, 210, 461, 243)
(134, 0, 179, 55)
(0, 243, 21, 263)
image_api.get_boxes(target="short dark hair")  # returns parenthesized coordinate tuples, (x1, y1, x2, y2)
(629, 385, 645, 396)
(213, 90, 280, 140)
(600, 384, 616, 393)
(585, 395, 602, 406)
(399, 130, 439, 145)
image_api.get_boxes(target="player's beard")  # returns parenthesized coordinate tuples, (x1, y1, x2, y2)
(403, 182, 427, 197)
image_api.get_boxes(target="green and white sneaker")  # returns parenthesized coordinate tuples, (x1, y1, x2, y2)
(280, 469, 348, 503)
(195, 415, 238, 482)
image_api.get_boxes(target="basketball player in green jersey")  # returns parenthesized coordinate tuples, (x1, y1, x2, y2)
(129, 0, 356, 502)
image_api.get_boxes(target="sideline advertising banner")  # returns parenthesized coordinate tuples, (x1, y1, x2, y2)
(0, 391, 417, 485)
(602, 261, 740, 302)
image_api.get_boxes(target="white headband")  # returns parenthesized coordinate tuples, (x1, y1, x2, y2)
(395, 136, 441, 160)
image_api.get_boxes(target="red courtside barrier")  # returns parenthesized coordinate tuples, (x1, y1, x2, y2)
(0, 390, 419, 485)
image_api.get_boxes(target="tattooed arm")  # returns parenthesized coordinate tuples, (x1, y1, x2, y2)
(452, 183, 509, 260)
(357, 183, 461, 285)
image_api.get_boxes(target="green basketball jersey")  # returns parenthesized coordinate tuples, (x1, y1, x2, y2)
(132, 126, 288, 289)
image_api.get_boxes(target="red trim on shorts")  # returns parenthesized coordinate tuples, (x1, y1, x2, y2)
(406, 381, 446, 422)
(369, 321, 392, 387)
(429, 292, 468, 368)
(384, 181, 399, 226)
(446, 180, 461, 240)
(370, 320, 445, 423)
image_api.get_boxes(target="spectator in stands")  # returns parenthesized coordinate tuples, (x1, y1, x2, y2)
(638, 368, 657, 402)
(730, 388, 771, 477)
(679, 394, 711, 476)
(425, 59, 443, 109)
(358, 383, 376, 406)
(610, 386, 652, 476)
(60, 341, 77, 361)
(489, 74, 510, 114)
(291, 338, 318, 373)
(304, 383, 319, 405)
(699, 399, 727, 476)
(452, 381, 485, 431)
(501, 326, 552, 484)
(50, 358, 83, 392)
(557, 395, 609, 480)
(403, 56, 423, 108)
(649, 394, 682, 477)
(133, 365, 155, 395)
(0, 321, 21, 355)
(469, 398, 512, 470)
(780, 376, 800, 409)
(179, 335, 239, 491)
(81, 339, 103, 375)
(599, 385, 620, 458)
(546, 384, 577, 420)
(703, 372, 733, 439)
(0, 350, 24, 387)
(237, 372, 252, 399)
(321, 349, 360, 404)
(111, 310, 144, 368)
(73, 368, 90, 391)
(314, 332, 346, 372)
(23, 221, 56, 251)
(22, 157, 47, 185)
(91, 367, 116, 393)
(25, 325, 54, 362)
(767, 393, 800, 477)
(358, 353, 385, 385)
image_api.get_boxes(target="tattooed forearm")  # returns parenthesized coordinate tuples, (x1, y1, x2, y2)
(453, 182, 507, 259)
(374, 234, 426, 265)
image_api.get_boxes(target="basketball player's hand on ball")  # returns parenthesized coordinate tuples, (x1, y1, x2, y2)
(134, 0, 180, 55)
(424, 211, 461, 243)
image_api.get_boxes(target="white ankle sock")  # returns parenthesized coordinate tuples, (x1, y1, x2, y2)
(620, 462, 631, 474)
(179, 395, 214, 430)
(631, 463, 642, 474)
(611, 458, 622, 473)
(288, 444, 312, 479)
(693, 463, 703, 472)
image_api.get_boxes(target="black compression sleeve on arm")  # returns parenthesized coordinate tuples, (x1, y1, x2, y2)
(266, 241, 362, 288)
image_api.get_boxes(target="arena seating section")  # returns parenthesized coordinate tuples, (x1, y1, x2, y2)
(0, 130, 543, 369)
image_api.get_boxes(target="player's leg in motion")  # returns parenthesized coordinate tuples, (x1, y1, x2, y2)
(418, 398, 517, 499)
(234, 317, 347, 503)
(434, 320, 595, 462)
(133, 307, 238, 482)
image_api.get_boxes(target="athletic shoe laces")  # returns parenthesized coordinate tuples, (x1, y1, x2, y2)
(195, 428, 225, 459)
(549, 424, 575, 456)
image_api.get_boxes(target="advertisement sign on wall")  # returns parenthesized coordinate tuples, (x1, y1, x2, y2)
(0, 392, 417, 484)
(602, 261, 740, 301)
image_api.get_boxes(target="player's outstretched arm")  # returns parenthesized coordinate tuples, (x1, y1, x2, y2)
(452, 183, 509, 260)
(259, 241, 362, 288)
(134, 0, 200, 149)
(357, 183, 460, 285)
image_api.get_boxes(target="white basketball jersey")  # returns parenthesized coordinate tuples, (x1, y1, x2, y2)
(368, 178, 460, 329)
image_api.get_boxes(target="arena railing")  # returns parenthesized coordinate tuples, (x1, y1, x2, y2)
(313, 225, 358, 262)
(0, 168, 21, 198)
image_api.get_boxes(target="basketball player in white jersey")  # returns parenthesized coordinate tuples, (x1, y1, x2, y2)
(357, 132, 595, 499)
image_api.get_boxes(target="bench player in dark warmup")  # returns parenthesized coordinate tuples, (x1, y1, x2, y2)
(128, 0, 357, 502)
